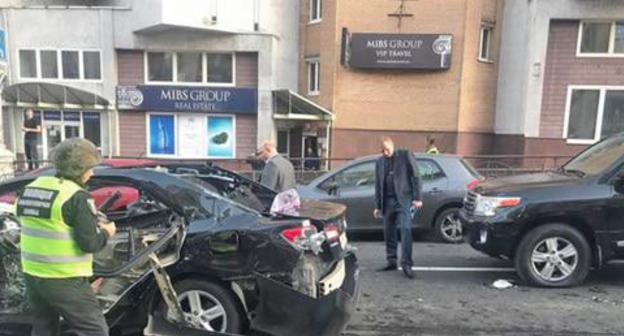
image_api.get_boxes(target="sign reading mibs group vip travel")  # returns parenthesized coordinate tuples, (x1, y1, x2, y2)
(345, 33, 453, 70)
(116, 85, 257, 114)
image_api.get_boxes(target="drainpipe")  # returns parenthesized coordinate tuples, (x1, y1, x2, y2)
(325, 119, 331, 171)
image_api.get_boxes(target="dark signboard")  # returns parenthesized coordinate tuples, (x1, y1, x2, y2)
(346, 33, 453, 70)
(116, 85, 257, 114)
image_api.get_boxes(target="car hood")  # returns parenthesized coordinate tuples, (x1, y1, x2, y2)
(474, 171, 580, 196)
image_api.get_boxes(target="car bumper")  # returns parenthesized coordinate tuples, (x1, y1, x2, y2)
(459, 210, 518, 257)
(250, 253, 360, 336)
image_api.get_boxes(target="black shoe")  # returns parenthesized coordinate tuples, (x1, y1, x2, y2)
(376, 263, 397, 272)
(403, 266, 415, 279)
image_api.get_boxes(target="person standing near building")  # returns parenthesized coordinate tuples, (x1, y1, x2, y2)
(22, 108, 41, 170)
(425, 136, 440, 154)
(256, 140, 296, 193)
(17, 138, 116, 336)
(373, 136, 422, 279)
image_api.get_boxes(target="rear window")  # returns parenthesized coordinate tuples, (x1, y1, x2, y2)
(460, 159, 482, 179)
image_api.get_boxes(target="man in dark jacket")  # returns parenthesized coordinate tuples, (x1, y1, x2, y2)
(17, 138, 116, 336)
(373, 136, 422, 279)
(256, 140, 296, 193)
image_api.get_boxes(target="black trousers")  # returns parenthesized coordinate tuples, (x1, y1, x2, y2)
(24, 139, 39, 170)
(383, 197, 414, 268)
(24, 274, 108, 336)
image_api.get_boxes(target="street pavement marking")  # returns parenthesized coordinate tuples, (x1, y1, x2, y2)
(398, 266, 516, 272)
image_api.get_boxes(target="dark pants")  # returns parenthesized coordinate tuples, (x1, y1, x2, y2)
(24, 139, 39, 170)
(24, 274, 108, 336)
(383, 197, 413, 268)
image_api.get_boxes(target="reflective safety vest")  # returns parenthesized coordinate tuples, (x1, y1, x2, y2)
(426, 146, 440, 154)
(17, 176, 93, 278)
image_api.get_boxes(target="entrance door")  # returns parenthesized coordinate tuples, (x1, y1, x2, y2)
(302, 135, 319, 171)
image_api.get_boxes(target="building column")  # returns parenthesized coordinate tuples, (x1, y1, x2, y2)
(0, 97, 15, 177)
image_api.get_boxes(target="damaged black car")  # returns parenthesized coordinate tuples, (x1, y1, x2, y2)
(0, 167, 359, 336)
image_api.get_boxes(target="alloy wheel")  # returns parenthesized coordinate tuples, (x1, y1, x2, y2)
(177, 290, 228, 332)
(530, 237, 578, 282)
(440, 212, 463, 242)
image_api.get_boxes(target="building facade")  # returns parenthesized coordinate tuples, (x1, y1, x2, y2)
(495, 0, 624, 156)
(297, 0, 503, 159)
(0, 0, 303, 165)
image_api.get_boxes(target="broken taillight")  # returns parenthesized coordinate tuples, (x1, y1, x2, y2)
(281, 220, 325, 254)
(467, 179, 480, 190)
(324, 224, 340, 242)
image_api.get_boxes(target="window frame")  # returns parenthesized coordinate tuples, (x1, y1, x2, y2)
(309, 0, 322, 24)
(577, 21, 624, 58)
(415, 158, 447, 181)
(37, 111, 103, 159)
(478, 24, 494, 63)
(307, 58, 320, 96)
(319, 159, 376, 191)
(144, 51, 236, 86)
(563, 85, 624, 144)
(17, 48, 102, 82)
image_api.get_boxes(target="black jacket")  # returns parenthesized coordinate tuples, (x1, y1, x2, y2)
(374, 150, 422, 212)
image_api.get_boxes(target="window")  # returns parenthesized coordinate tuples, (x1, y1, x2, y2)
(61, 50, 80, 79)
(19, 49, 101, 80)
(206, 54, 233, 84)
(147, 114, 236, 158)
(277, 130, 290, 155)
(39, 111, 102, 157)
(19, 50, 37, 78)
(83, 51, 101, 80)
(40, 50, 58, 79)
(147, 52, 174, 82)
(146, 52, 235, 85)
(83, 112, 101, 147)
(564, 87, 624, 143)
(478, 25, 493, 62)
(416, 159, 445, 181)
(307, 60, 320, 95)
(177, 52, 203, 83)
(309, 0, 322, 23)
(322, 161, 375, 190)
(578, 21, 624, 56)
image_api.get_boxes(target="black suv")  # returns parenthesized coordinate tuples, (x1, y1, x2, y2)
(461, 133, 624, 287)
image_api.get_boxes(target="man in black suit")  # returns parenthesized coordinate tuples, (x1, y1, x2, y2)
(374, 136, 422, 279)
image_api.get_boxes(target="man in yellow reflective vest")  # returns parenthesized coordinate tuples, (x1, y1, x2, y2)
(16, 138, 116, 336)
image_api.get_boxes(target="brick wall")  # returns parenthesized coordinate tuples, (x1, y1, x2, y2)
(236, 53, 258, 88)
(117, 50, 144, 85)
(118, 111, 147, 157)
(541, 20, 624, 138)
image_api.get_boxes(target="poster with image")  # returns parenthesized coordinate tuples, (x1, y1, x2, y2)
(149, 114, 175, 155)
(207, 116, 234, 158)
(178, 114, 205, 158)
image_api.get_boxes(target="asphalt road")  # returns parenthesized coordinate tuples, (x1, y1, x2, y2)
(344, 238, 624, 336)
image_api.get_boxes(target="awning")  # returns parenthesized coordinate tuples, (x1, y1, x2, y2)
(272, 90, 335, 121)
(2, 82, 111, 110)
(134, 23, 239, 35)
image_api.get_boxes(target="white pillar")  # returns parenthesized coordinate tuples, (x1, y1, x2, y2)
(0, 94, 15, 178)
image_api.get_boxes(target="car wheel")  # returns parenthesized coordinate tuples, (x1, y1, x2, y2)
(161, 280, 245, 334)
(515, 224, 591, 287)
(434, 208, 464, 244)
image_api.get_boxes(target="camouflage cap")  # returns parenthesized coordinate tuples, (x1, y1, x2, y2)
(50, 138, 101, 179)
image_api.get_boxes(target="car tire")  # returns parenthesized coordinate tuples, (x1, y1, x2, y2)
(434, 208, 464, 244)
(158, 279, 245, 334)
(515, 224, 591, 288)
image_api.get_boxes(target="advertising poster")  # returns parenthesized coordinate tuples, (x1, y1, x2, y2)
(207, 116, 234, 158)
(149, 114, 175, 155)
(178, 114, 205, 158)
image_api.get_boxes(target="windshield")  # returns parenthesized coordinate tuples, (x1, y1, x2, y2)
(562, 134, 624, 176)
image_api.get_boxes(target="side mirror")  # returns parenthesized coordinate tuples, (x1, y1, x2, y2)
(326, 182, 339, 196)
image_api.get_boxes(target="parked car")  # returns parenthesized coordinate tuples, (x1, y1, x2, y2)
(461, 133, 624, 287)
(297, 154, 482, 243)
(0, 168, 359, 335)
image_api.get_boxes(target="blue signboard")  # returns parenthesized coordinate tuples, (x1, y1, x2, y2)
(149, 114, 175, 155)
(117, 85, 257, 114)
(0, 29, 6, 61)
(207, 116, 234, 158)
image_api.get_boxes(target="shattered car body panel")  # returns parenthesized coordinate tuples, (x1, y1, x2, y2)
(0, 168, 359, 335)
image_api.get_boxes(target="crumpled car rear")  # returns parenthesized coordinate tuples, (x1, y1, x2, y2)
(251, 253, 359, 336)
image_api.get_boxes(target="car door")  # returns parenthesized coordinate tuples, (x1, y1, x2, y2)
(317, 160, 377, 230)
(415, 159, 449, 228)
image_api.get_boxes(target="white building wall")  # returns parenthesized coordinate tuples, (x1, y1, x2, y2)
(496, 0, 624, 138)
